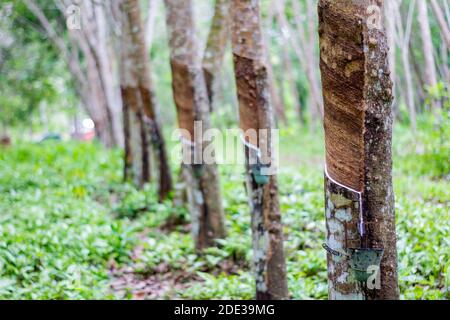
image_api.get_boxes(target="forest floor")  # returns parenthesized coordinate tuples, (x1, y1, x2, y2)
(0, 119, 448, 299)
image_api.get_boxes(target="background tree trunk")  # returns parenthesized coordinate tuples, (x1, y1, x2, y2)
(394, 0, 417, 131)
(120, 0, 173, 200)
(202, 0, 230, 110)
(230, 0, 289, 300)
(292, 0, 323, 123)
(164, 0, 226, 250)
(263, 17, 287, 125)
(318, 0, 399, 300)
(417, 0, 440, 109)
(430, 0, 450, 49)
(145, 0, 159, 50)
(120, 0, 150, 187)
(274, 0, 303, 123)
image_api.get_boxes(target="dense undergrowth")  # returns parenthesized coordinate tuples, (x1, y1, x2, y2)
(0, 118, 448, 299)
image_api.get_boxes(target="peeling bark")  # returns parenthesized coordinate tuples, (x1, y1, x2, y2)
(164, 0, 226, 251)
(318, 0, 399, 300)
(231, 0, 289, 300)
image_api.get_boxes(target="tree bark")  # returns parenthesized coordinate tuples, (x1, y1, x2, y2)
(417, 0, 440, 109)
(145, 0, 159, 50)
(430, 0, 450, 49)
(292, 0, 324, 122)
(281, 41, 304, 123)
(230, 0, 289, 300)
(394, 0, 417, 132)
(441, 39, 450, 83)
(263, 18, 287, 125)
(92, 1, 124, 148)
(120, 0, 173, 200)
(274, 0, 323, 124)
(82, 0, 123, 147)
(274, 0, 303, 123)
(318, 0, 399, 300)
(120, 0, 150, 186)
(164, 0, 226, 250)
(202, 0, 230, 110)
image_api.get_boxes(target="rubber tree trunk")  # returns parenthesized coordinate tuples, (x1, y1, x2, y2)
(394, 0, 417, 131)
(230, 0, 289, 300)
(417, 0, 440, 110)
(120, 0, 151, 187)
(263, 30, 287, 125)
(126, 0, 173, 200)
(280, 33, 303, 124)
(318, 0, 399, 300)
(430, 0, 450, 49)
(85, 52, 117, 148)
(120, 0, 173, 200)
(89, 0, 124, 148)
(292, 0, 324, 123)
(76, 0, 120, 148)
(164, 0, 226, 251)
(202, 0, 230, 110)
(274, 0, 303, 123)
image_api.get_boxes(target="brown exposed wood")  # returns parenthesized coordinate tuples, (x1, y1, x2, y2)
(319, 0, 399, 300)
(319, 0, 365, 191)
(170, 59, 196, 140)
(234, 56, 261, 135)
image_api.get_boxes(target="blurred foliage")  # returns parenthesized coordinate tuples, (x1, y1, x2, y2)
(0, 142, 136, 299)
(0, 1, 75, 132)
